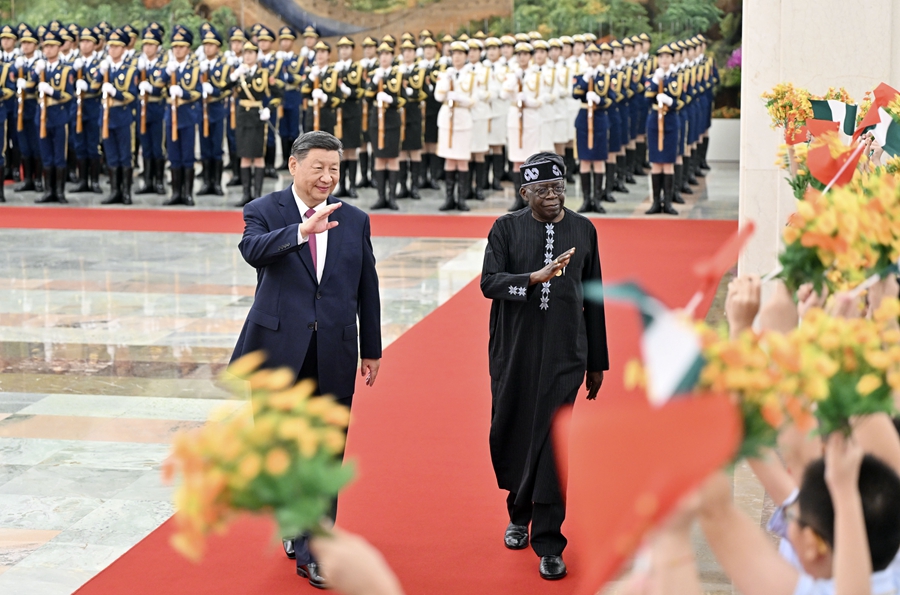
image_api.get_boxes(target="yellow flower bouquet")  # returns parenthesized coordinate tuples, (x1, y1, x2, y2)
(162, 352, 355, 561)
(762, 83, 813, 144)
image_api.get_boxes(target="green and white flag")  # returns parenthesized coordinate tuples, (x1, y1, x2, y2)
(871, 107, 900, 158)
(584, 281, 704, 406)
(809, 99, 859, 140)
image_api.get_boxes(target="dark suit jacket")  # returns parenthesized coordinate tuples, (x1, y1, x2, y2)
(231, 186, 382, 399)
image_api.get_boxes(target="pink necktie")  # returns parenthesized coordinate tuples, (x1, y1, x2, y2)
(305, 208, 317, 272)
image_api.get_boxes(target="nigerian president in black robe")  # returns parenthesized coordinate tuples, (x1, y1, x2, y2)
(480, 152, 609, 581)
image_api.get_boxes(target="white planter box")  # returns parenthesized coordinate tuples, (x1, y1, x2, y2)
(708, 118, 740, 162)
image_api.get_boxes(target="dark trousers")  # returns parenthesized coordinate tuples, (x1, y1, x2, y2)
(294, 332, 353, 567)
(507, 491, 567, 557)
(139, 119, 165, 160)
(103, 126, 132, 168)
(199, 117, 225, 160)
(39, 123, 68, 168)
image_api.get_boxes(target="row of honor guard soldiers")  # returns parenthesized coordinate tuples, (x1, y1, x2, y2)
(0, 22, 717, 211)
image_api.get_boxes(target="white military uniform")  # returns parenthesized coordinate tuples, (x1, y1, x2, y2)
(466, 61, 491, 154)
(435, 66, 474, 161)
(550, 60, 570, 144)
(502, 63, 547, 163)
(564, 55, 584, 143)
(484, 56, 509, 147)
(535, 64, 559, 152)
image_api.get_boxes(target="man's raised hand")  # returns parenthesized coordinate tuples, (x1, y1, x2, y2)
(529, 248, 575, 285)
(299, 202, 341, 239)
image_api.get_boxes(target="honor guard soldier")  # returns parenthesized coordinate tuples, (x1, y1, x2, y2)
(300, 26, 318, 69)
(0, 46, 17, 201)
(670, 42, 688, 203)
(483, 36, 510, 191)
(30, 29, 74, 203)
(622, 37, 642, 183)
(464, 38, 490, 201)
(301, 40, 339, 136)
(58, 25, 79, 182)
(696, 34, 715, 173)
(1, 24, 20, 183)
(365, 42, 405, 211)
(333, 36, 364, 199)
(644, 44, 680, 215)
(224, 26, 246, 187)
(275, 26, 303, 170)
(159, 27, 201, 206)
(134, 26, 167, 196)
(572, 42, 612, 214)
(70, 27, 103, 194)
(228, 39, 282, 206)
(358, 36, 378, 188)
(396, 39, 426, 200)
(439, 34, 453, 68)
(502, 42, 546, 210)
(14, 25, 43, 193)
(418, 36, 443, 190)
(94, 28, 138, 205)
(547, 39, 570, 163)
(602, 40, 626, 202)
(530, 40, 559, 156)
(257, 26, 284, 178)
(434, 40, 475, 212)
(195, 25, 231, 197)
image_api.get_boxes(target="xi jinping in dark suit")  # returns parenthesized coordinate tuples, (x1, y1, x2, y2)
(231, 131, 382, 589)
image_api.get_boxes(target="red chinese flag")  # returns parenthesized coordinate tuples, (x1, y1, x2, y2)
(806, 119, 840, 138)
(553, 394, 741, 595)
(683, 220, 755, 317)
(854, 82, 900, 139)
(807, 134, 863, 188)
(784, 125, 809, 145)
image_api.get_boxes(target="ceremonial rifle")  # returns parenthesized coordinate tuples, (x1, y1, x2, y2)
(139, 69, 147, 135)
(170, 71, 179, 142)
(39, 69, 47, 139)
(587, 74, 594, 150)
(75, 65, 83, 134)
(313, 74, 321, 131)
(399, 75, 406, 144)
(447, 74, 454, 149)
(102, 68, 110, 139)
(361, 63, 369, 133)
(16, 65, 23, 131)
(517, 74, 524, 149)
(335, 66, 343, 138)
(201, 70, 209, 137)
(376, 76, 384, 150)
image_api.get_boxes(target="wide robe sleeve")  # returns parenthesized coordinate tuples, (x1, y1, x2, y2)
(481, 218, 536, 302)
(583, 224, 610, 372)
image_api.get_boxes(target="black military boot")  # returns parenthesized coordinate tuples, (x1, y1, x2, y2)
(264, 146, 278, 179)
(491, 154, 504, 190)
(15, 157, 36, 192)
(386, 170, 399, 210)
(593, 172, 607, 213)
(164, 168, 184, 205)
(89, 158, 104, 193)
(439, 170, 457, 211)
(686, 153, 699, 186)
(577, 172, 594, 213)
(36, 167, 56, 203)
(395, 161, 409, 198)
(237, 167, 252, 207)
(102, 168, 123, 204)
(0, 179, 4, 202)
(183, 167, 195, 206)
(121, 168, 133, 205)
(153, 159, 167, 194)
(197, 159, 214, 195)
(55, 167, 68, 203)
(34, 158, 44, 192)
(624, 149, 637, 184)
(211, 160, 224, 196)
(699, 137, 711, 170)
(70, 159, 88, 193)
(226, 156, 242, 187)
(472, 162, 486, 200)
(278, 137, 292, 170)
(456, 169, 471, 212)
(564, 147, 576, 183)
(646, 173, 663, 214)
(634, 142, 647, 176)
(676, 162, 691, 196)
(508, 172, 526, 212)
(345, 160, 359, 198)
(614, 155, 629, 192)
(253, 167, 264, 200)
(421, 153, 438, 189)
(602, 162, 617, 203)
(694, 147, 706, 178)
(408, 161, 421, 199)
(662, 173, 678, 215)
(333, 161, 349, 198)
(135, 158, 154, 194)
(8, 146, 20, 182)
(357, 151, 371, 187)
(430, 154, 444, 189)
(371, 170, 388, 210)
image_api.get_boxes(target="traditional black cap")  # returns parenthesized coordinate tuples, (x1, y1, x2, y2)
(519, 160, 565, 187)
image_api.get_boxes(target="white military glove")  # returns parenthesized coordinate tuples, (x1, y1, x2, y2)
(138, 80, 153, 94)
(165, 60, 178, 75)
(202, 81, 214, 96)
(446, 90, 463, 103)
(312, 88, 327, 103)
(169, 85, 184, 99)
(586, 90, 600, 105)
(376, 91, 393, 105)
(16, 77, 27, 91)
(581, 69, 595, 83)
(340, 83, 352, 97)
(33, 59, 45, 75)
(199, 60, 209, 73)
(372, 68, 384, 84)
(651, 67, 664, 85)
(259, 107, 271, 121)
(76, 78, 89, 93)
(275, 51, 285, 60)
(656, 93, 673, 107)
(405, 86, 413, 97)
(229, 64, 247, 81)
(300, 46, 309, 58)
(519, 93, 541, 108)
(308, 65, 321, 81)
(101, 82, 116, 96)
(98, 58, 110, 74)
(38, 81, 53, 95)
(72, 58, 84, 71)
(14, 56, 23, 69)
(137, 55, 148, 71)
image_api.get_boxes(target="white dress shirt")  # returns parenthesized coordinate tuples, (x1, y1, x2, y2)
(293, 185, 328, 283)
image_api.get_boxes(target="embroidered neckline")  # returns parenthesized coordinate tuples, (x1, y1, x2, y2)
(541, 223, 554, 311)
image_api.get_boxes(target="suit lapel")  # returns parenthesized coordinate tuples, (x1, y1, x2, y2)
(319, 196, 344, 288)
(277, 186, 317, 283)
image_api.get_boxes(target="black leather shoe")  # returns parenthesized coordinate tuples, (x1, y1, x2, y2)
(504, 523, 529, 550)
(298, 562, 327, 589)
(539, 555, 567, 580)
(282, 539, 295, 559)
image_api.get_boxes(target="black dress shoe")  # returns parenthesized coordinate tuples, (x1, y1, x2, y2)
(504, 523, 529, 550)
(282, 538, 295, 559)
(298, 562, 327, 589)
(539, 555, 567, 580)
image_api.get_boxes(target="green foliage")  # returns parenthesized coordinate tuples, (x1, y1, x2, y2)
(778, 241, 829, 295)
(656, 0, 724, 36)
(817, 372, 896, 437)
(513, 0, 611, 38)
(598, 0, 650, 39)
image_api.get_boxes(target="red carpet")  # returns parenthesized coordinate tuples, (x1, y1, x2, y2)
(73, 219, 735, 595)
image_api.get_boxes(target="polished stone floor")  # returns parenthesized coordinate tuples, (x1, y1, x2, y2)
(0, 162, 745, 594)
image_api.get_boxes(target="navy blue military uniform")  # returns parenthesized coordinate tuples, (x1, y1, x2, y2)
(14, 25, 43, 193)
(276, 26, 304, 170)
(70, 27, 105, 194)
(135, 26, 168, 196)
(196, 26, 231, 197)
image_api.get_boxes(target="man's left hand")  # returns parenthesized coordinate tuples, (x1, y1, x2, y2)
(361, 359, 381, 387)
(585, 371, 604, 400)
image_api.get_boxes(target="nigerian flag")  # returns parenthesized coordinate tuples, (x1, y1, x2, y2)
(871, 107, 900, 158)
(810, 99, 858, 137)
(584, 281, 704, 406)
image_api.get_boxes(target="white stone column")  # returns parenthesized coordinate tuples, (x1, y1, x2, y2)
(738, 0, 900, 279)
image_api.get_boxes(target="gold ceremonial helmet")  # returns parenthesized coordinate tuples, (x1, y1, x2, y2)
(514, 42, 534, 54)
(449, 40, 468, 53)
